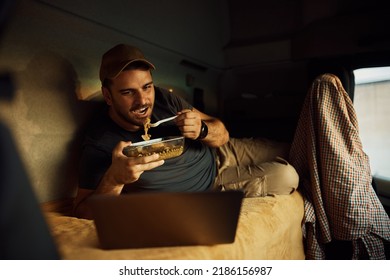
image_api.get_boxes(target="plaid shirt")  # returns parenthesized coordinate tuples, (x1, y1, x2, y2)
(289, 73, 390, 259)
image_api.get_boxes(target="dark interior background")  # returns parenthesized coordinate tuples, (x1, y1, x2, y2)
(223, 0, 390, 141)
(1, 0, 390, 203)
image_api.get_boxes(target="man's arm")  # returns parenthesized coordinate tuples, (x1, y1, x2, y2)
(175, 108, 229, 147)
(73, 141, 164, 219)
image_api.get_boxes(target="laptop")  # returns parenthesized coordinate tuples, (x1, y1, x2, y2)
(87, 191, 243, 250)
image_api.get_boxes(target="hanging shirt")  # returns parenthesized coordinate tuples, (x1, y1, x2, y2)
(289, 73, 390, 259)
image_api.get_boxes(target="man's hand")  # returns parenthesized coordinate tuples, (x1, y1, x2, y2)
(73, 141, 164, 220)
(175, 108, 229, 147)
(107, 141, 165, 186)
(175, 109, 202, 140)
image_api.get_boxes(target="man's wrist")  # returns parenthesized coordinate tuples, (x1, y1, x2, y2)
(96, 169, 123, 195)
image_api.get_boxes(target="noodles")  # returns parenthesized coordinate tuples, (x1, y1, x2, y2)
(122, 137, 185, 160)
(142, 118, 151, 141)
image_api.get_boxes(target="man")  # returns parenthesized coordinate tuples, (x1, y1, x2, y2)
(74, 44, 298, 219)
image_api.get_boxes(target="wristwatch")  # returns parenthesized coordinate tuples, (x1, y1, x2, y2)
(197, 120, 208, 140)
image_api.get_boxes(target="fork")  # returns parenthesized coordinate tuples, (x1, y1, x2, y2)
(149, 115, 178, 127)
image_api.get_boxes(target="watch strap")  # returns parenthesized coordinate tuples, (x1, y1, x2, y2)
(197, 120, 208, 140)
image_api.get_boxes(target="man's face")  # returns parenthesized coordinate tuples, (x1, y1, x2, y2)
(103, 69, 155, 131)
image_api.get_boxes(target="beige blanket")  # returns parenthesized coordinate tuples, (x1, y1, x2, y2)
(45, 191, 305, 260)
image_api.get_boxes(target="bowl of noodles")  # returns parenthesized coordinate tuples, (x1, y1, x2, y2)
(122, 136, 185, 160)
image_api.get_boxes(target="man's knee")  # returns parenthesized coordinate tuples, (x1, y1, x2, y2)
(266, 157, 299, 195)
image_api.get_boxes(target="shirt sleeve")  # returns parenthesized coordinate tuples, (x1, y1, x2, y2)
(156, 87, 193, 113)
(78, 145, 111, 190)
(170, 92, 193, 111)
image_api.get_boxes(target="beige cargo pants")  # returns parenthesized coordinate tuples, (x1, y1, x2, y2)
(213, 138, 299, 197)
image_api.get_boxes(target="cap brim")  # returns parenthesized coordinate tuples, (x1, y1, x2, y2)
(101, 59, 156, 82)
(112, 59, 155, 79)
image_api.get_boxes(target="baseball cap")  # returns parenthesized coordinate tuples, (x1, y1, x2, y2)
(99, 44, 155, 82)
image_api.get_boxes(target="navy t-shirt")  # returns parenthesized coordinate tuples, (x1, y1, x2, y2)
(78, 87, 216, 193)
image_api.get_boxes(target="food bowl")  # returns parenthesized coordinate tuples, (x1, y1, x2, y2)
(123, 136, 185, 160)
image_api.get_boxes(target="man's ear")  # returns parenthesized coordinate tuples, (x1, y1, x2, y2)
(102, 87, 112, 106)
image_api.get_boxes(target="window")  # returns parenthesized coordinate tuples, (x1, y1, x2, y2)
(353, 67, 390, 180)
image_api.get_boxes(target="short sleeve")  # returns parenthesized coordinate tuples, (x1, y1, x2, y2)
(78, 145, 111, 190)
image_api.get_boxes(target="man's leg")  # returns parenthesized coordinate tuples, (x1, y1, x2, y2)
(214, 138, 298, 197)
(216, 157, 298, 197)
(216, 137, 290, 172)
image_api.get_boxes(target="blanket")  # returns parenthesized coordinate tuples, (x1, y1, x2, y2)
(44, 191, 305, 260)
